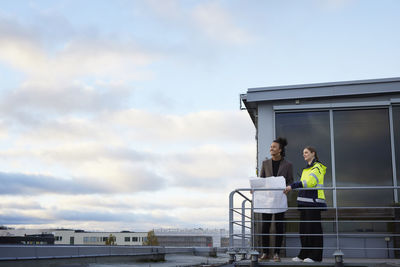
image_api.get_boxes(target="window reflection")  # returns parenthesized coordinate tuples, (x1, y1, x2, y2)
(333, 109, 393, 207)
(275, 111, 332, 207)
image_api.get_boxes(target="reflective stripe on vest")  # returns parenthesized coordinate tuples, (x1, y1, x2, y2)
(310, 173, 320, 184)
(297, 197, 326, 204)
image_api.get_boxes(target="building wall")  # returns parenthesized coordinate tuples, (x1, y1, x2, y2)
(257, 103, 274, 174)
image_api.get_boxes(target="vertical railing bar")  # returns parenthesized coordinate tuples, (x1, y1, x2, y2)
(251, 194, 255, 251)
(242, 199, 247, 249)
(330, 110, 337, 208)
(229, 191, 235, 249)
(389, 105, 398, 202)
(329, 110, 340, 252)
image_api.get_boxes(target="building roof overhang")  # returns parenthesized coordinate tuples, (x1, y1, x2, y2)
(240, 77, 400, 126)
(245, 77, 400, 103)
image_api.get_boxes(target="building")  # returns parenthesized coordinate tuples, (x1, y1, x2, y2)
(240, 77, 400, 258)
(154, 228, 228, 247)
(156, 235, 212, 247)
(0, 229, 147, 246)
(0, 228, 229, 247)
(0, 234, 55, 245)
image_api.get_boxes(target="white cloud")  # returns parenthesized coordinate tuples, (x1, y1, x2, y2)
(192, 2, 253, 44)
(164, 145, 254, 190)
(145, 0, 182, 19)
(0, 17, 157, 83)
(316, 0, 355, 10)
(0, 16, 159, 117)
(106, 109, 255, 144)
(0, 9, 257, 231)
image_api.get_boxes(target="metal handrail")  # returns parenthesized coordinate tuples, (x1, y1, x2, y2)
(228, 185, 400, 260)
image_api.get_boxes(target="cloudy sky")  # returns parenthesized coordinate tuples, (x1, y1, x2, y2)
(0, 0, 399, 232)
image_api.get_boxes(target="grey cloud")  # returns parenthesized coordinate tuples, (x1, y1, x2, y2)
(0, 202, 43, 210)
(1, 83, 133, 118)
(116, 167, 167, 192)
(0, 172, 97, 195)
(0, 214, 51, 225)
(0, 16, 40, 45)
(53, 210, 178, 224)
(0, 170, 166, 195)
(40, 146, 156, 164)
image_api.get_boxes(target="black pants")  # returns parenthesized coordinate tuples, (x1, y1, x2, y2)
(298, 209, 323, 261)
(254, 212, 285, 254)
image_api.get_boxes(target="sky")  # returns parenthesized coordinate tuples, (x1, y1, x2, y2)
(0, 0, 399, 232)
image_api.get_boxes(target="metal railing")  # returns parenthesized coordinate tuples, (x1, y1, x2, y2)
(228, 186, 400, 262)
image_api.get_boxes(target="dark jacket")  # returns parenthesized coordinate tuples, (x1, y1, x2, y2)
(260, 158, 294, 186)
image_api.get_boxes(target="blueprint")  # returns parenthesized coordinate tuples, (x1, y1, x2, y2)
(250, 176, 288, 214)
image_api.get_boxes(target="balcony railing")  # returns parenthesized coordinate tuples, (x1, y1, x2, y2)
(228, 186, 400, 262)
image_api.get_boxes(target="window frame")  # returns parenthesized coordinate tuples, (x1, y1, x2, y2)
(274, 104, 398, 206)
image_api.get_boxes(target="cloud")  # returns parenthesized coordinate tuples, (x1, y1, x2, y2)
(164, 145, 254, 190)
(0, 199, 43, 210)
(0, 172, 94, 195)
(0, 15, 158, 117)
(145, 0, 182, 19)
(316, 0, 355, 10)
(0, 16, 157, 82)
(0, 13, 255, 229)
(0, 108, 254, 197)
(107, 109, 254, 144)
(144, 0, 253, 45)
(192, 2, 253, 44)
(0, 214, 52, 225)
(0, 170, 166, 195)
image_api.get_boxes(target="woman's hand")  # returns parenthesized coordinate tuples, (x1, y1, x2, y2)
(283, 185, 292, 195)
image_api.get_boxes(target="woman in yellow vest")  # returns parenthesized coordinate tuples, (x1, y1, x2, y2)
(284, 146, 326, 263)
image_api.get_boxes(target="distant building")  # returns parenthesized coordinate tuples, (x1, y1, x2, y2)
(0, 228, 229, 247)
(0, 229, 147, 246)
(154, 228, 228, 247)
(0, 234, 54, 245)
(156, 235, 212, 247)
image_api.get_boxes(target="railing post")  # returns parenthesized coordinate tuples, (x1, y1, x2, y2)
(229, 190, 236, 249)
(242, 199, 247, 249)
(335, 199, 340, 252)
(251, 195, 255, 251)
(333, 250, 344, 267)
(249, 250, 259, 267)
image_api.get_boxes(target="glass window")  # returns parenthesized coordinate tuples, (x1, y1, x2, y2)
(125, 237, 130, 242)
(275, 111, 332, 207)
(333, 109, 393, 207)
(393, 106, 400, 200)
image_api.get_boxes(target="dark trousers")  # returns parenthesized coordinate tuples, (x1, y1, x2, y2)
(298, 209, 323, 261)
(254, 212, 285, 254)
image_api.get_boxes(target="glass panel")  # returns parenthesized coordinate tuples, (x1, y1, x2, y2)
(333, 109, 393, 207)
(275, 111, 332, 207)
(393, 106, 400, 201)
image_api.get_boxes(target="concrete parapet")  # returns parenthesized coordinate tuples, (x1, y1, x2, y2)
(0, 245, 227, 266)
